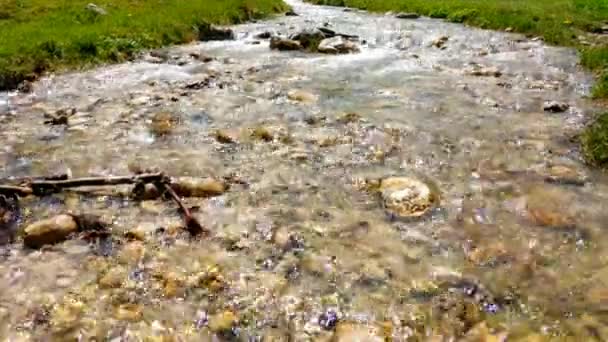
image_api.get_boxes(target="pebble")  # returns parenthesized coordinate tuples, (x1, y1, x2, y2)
(149, 111, 179, 136)
(23, 214, 79, 248)
(213, 129, 238, 144)
(117, 241, 145, 265)
(208, 310, 237, 333)
(114, 304, 143, 322)
(379, 176, 439, 218)
(270, 37, 302, 51)
(525, 186, 576, 229)
(287, 90, 317, 103)
(98, 267, 127, 289)
(432, 36, 449, 48)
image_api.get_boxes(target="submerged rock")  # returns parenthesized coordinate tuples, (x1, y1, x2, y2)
(287, 89, 317, 103)
(149, 111, 179, 137)
(270, 37, 302, 51)
(379, 176, 439, 219)
(333, 322, 386, 341)
(396, 12, 420, 19)
(432, 36, 449, 48)
(543, 101, 569, 113)
(171, 177, 228, 197)
(525, 186, 577, 229)
(318, 36, 360, 54)
(544, 164, 588, 186)
(208, 310, 237, 333)
(23, 215, 79, 248)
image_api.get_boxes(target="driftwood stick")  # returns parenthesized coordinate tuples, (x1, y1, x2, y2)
(0, 174, 68, 185)
(0, 185, 33, 197)
(158, 182, 206, 236)
(30, 173, 164, 195)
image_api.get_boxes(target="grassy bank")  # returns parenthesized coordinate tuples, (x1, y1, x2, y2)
(0, 0, 289, 90)
(309, 0, 608, 166)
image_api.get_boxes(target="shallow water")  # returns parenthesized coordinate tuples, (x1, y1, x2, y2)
(1, 0, 608, 340)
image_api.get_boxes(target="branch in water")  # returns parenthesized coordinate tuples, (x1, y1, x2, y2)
(157, 181, 207, 236)
(30, 173, 165, 195)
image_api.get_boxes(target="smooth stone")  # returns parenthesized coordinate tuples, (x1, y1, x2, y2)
(171, 177, 227, 197)
(287, 90, 317, 103)
(208, 310, 237, 333)
(114, 304, 143, 322)
(379, 176, 439, 218)
(149, 111, 178, 137)
(23, 215, 79, 248)
(318, 36, 360, 54)
(98, 267, 127, 289)
(270, 37, 302, 51)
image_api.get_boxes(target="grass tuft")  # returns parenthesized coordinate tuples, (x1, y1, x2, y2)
(582, 112, 608, 167)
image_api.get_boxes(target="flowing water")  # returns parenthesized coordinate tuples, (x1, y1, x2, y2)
(1, 0, 608, 340)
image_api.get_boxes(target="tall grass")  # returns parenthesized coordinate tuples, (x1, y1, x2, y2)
(0, 0, 288, 89)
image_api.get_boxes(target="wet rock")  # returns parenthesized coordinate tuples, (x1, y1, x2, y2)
(544, 164, 587, 186)
(466, 65, 502, 77)
(287, 89, 317, 103)
(462, 322, 507, 341)
(85, 3, 107, 16)
(379, 176, 439, 219)
(285, 9, 298, 16)
(432, 36, 449, 48)
(117, 241, 145, 264)
(188, 265, 226, 292)
(250, 126, 274, 142)
(290, 29, 326, 50)
(466, 242, 509, 266)
(160, 272, 185, 298)
(525, 186, 576, 229)
(255, 31, 273, 39)
(114, 304, 143, 322)
(149, 111, 179, 137)
(396, 12, 420, 19)
(213, 129, 238, 144)
(208, 310, 237, 333)
(270, 37, 302, 51)
(44, 108, 75, 126)
(318, 36, 360, 54)
(17, 80, 34, 93)
(171, 177, 228, 197)
(543, 101, 569, 113)
(98, 267, 127, 289)
(23, 214, 79, 248)
(336, 112, 361, 124)
(198, 23, 235, 41)
(332, 322, 386, 342)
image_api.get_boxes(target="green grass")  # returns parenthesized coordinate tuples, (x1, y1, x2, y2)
(0, 0, 289, 90)
(582, 112, 608, 167)
(309, 0, 608, 167)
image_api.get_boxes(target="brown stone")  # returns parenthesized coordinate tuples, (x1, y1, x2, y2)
(171, 177, 227, 197)
(23, 215, 79, 248)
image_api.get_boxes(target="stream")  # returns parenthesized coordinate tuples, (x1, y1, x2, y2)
(1, 0, 608, 340)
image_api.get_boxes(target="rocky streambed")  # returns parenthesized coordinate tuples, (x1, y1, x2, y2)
(1, 0, 608, 340)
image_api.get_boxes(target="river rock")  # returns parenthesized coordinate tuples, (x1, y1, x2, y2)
(544, 164, 587, 186)
(208, 310, 237, 333)
(432, 36, 449, 48)
(332, 322, 386, 342)
(149, 111, 179, 136)
(98, 267, 127, 289)
(318, 36, 360, 54)
(379, 176, 439, 219)
(525, 186, 576, 229)
(270, 37, 302, 51)
(23, 214, 79, 248)
(285, 9, 299, 16)
(396, 12, 420, 19)
(543, 101, 569, 113)
(171, 177, 227, 197)
(290, 29, 326, 50)
(198, 24, 235, 41)
(114, 304, 143, 322)
(287, 89, 317, 103)
(213, 129, 238, 144)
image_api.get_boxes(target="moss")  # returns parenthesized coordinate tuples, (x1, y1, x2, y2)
(582, 112, 608, 167)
